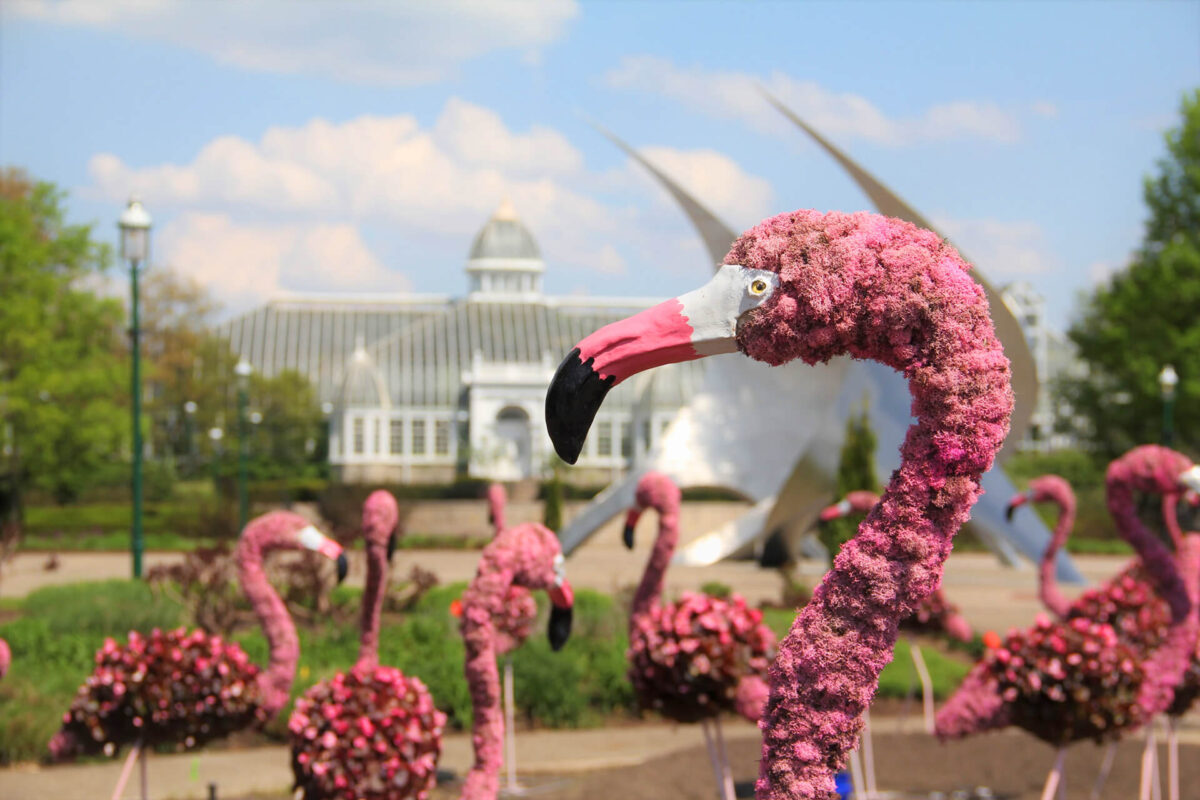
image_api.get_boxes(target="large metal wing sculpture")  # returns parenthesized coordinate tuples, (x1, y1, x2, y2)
(559, 114, 1081, 583)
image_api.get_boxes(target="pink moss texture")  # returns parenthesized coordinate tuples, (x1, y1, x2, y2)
(933, 659, 1011, 741)
(823, 493, 973, 644)
(484, 483, 538, 655)
(626, 473, 776, 723)
(459, 522, 572, 800)
(289, 666, 445, 800)
(723, 211, 1013, 799)
(49, 627, 263, 758)
(50, 510, 340, 760)
(291, 491, 447, 800)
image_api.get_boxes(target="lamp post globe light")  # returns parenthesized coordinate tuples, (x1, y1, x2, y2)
(208, 426, 224, 491)
(1159, 364, 1179, 446)
(183, 401, 198, 477)
(234, 358, 252, 530)
(119, 198, 151, 579)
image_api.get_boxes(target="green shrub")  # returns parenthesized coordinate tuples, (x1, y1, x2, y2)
(700, 581, 732, 599)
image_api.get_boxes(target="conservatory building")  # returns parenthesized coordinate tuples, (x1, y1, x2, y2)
(218, 200, 703, 484)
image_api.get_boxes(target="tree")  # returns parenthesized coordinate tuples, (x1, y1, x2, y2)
(1059, 90, 1200, 458)
(818, 399, 879, 558)
(0, 169, 127, 511)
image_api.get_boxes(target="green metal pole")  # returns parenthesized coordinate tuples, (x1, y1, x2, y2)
(130, 262, 144, 579)
(238, 383, 249, 529)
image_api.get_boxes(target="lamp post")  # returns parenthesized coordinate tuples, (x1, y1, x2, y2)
(183, 401, 197, 478)
(208, 427, 224, 490)
(235, 358, 252, 529)
(1159, 364, 1179, 447)
(119, 198, 151, 579)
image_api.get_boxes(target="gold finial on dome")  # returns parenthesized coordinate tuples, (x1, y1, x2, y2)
(492, 197, 519, 222)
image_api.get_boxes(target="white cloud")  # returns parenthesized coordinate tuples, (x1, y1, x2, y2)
(604, 56, 1024, 146)
(621, 146, 775, 230)
(10, 0, 579, 85)
(1031, 101, 1059, 119)
(934, 217, 1060, 279)
(157, 213, 407, 313)
(1087, 259, 1120, 285)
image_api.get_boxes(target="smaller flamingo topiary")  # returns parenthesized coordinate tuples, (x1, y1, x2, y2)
(50, 627, 262, 757)
(289, 666, 445, 800)
(629, 591, 775, 723)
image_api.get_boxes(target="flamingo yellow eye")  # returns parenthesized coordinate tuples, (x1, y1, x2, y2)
(749, 278, 768, 296)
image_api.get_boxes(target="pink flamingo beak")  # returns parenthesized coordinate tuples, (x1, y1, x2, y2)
(622, 507, 643, 550)
(297, 525, 349, 584)
(819, 499, 854, 523)
(1005, 492, 1031, 522)
(545, 264, 779, 464)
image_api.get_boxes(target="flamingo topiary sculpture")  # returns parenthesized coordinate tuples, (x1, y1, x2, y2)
(290, 490, 446, 800)
(623, 471, 775, 800)
(0, 637, 9, 679)
(546, 209, 1014, 798)
(459, 521, 574, 800)
(937, 447, 1200, 800)
(50, 511, 347, 800)
(482, 482, 537, 793)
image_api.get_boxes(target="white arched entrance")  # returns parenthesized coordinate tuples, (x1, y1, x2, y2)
(492, 406, 533, 480)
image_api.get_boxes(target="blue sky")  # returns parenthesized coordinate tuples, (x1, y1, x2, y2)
(2, 0, 1197, 330)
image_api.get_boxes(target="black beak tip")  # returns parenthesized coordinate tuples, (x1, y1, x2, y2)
(1005, 505, 1016, 523)
(545, 348, 612, 466)
(622, 525, 635, 550)
(386, 532, 397, 565)
(548, 604, 573, 652)
(336, 553, 349, 584)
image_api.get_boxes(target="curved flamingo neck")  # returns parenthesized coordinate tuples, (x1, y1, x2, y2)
(488, 484, 506, 536)
(236, 513, 304, 719)
(845, 491, 879, 515)
(1164, 492, 1185, 550)
(459, 570, 507, 800)
(735, 219, 1013, 798)
(1033, 478, 1076, 620)
(356, 536, 387, 670)
(630, 494, 681, 629)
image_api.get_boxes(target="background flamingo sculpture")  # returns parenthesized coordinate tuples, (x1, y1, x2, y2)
(481, 483, 538, 794)
(290, 490, 446, 800)
(49, 511, 347, 800)
(0, 637, 9, 679)
(938, 447, 1200, 800)
(624, 471, 775, 800)
(546, 209, 1014, 798)
(459, 521, 574, 800)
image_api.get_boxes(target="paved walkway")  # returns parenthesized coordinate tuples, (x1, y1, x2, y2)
(6, 715, 1200, 800)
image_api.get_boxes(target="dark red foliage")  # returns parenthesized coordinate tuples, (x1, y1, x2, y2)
(628, 592, 775, 723)
(50, 627, 262, 758)
(988, 615, 1144, 746)
(290, 665, 445, 800)
(1067, 564, 1171, 654)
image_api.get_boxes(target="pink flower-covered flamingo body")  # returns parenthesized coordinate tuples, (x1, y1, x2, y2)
(624, 473, 775, 735)
(290, 490, 445, 800)
(459, 521, 574, 800)
(938, 448, 1200, 799)
(546, 209, 1014, 798)
(49, 512, 346, 779)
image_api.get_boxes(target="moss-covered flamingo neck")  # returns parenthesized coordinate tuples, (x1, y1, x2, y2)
(545, 264, 778, 464)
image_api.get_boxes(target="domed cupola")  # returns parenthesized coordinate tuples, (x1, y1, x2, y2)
(466, 199, 545, 299)
(335, 337, 391, 411)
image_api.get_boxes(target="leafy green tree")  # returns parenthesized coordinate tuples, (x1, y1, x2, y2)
(819, 400, 879, 558)
(246, 369, 326, 479)
(1059, 90, 1200, 458)
(0, 169, 127, 511)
